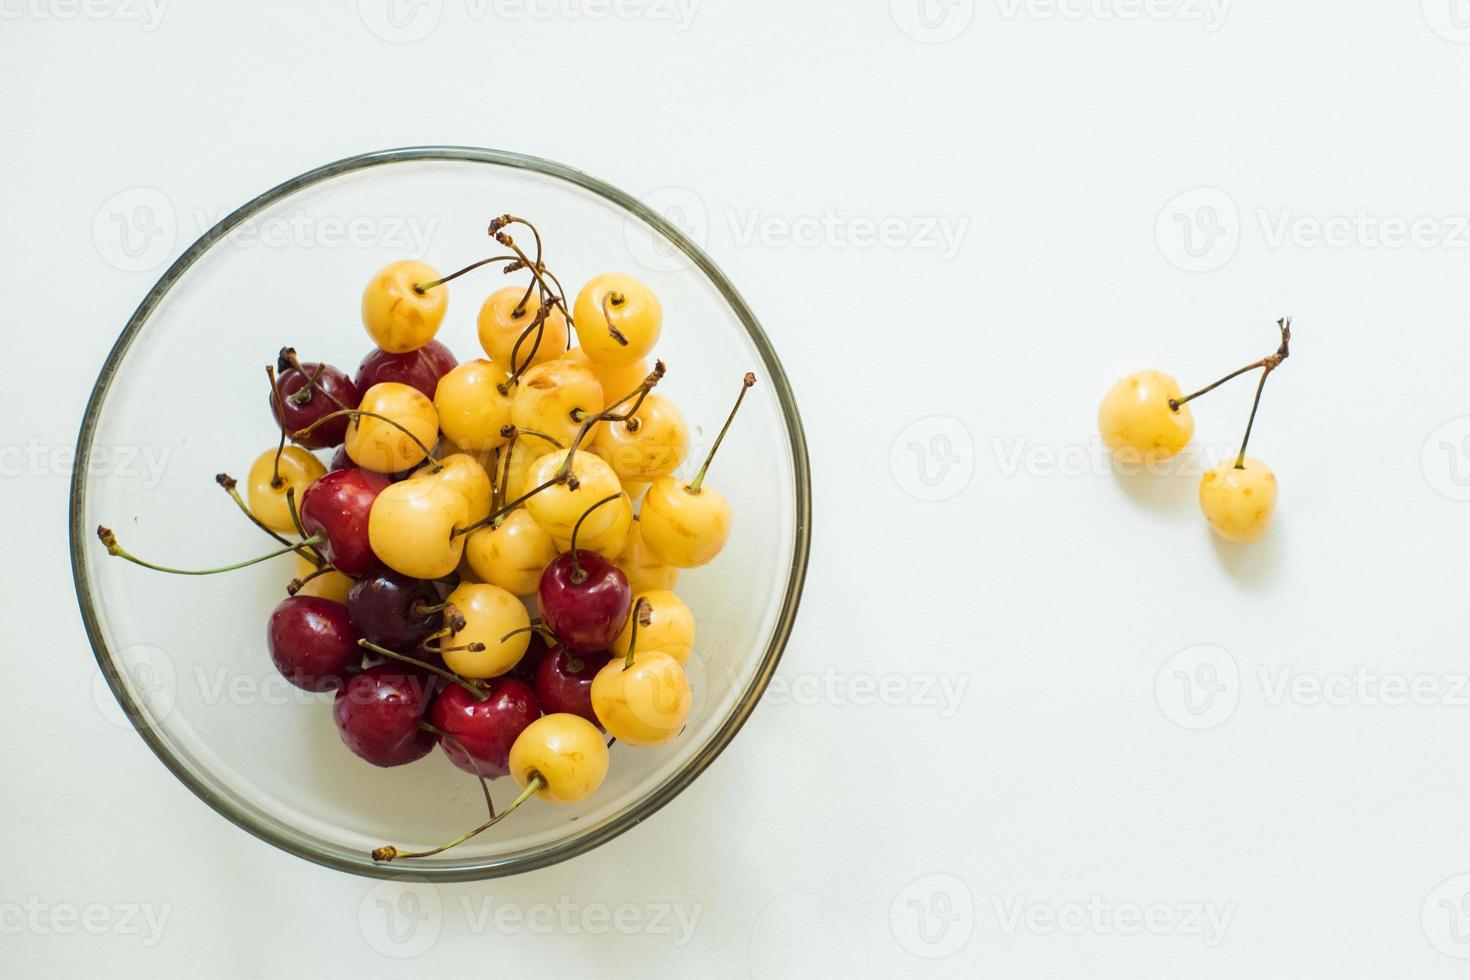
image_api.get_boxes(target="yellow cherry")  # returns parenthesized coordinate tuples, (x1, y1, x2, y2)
(614, 518, 678, 594)
(522, 450, 622, 541)
(622, 479, 650, 503)
(431, 453, 493, 525)
(565, 347, 650, 403)
(367, 476, 468, 580)
(509, 359, 604, 447)
(592, 394, 689, 482)
(362, 260, 447, 353)
(435, 359, 513, 453)
(293, 553, 353, 604)
(553, 491, 633, 560)
(1199, 457, 1277, 543)
(573, 274, 662, 367)
(509, 713, 609, 803)
(500, 436, 554, 503)
(591, 651, 692, 747)
(442, 582, 530, 679)
(477, 285, 570, 373)
(1097, 370, 1194, 462)
(346, 382, 438, 474)
(464, 509, 559, 597)
(639, 476, 731, 569)
(611, 590, 694, 663)
(246, 446, 325, 532)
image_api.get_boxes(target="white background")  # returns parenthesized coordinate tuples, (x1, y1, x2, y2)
(7, 0, 1470, 976)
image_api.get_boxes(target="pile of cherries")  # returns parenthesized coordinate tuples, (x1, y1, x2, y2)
(99, 215, 755, 861)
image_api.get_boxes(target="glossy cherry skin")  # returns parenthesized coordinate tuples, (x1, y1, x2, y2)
(354, 341, 458, 400)
(429, 678, 540, 779)
(537, 551, 633, 653)
(271, 360, 360, 449)
(535, 646, 611, 727)
(266, 595, 361, 692)
(299, 468, 391, 575)
(332, 665, 436, 767)
(347, 565, 445, 651)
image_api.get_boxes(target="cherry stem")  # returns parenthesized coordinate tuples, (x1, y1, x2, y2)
(409, 599, 450, 618)
(266, 366, 288, 486)
(504, 426, 563, 451)
(500, 624, 561, 646)
(214, 473, 294, 550)
(97, 526, 323, 576)
(292, 409, 439, 467)
(1233, 317, 1292, 467)
(284, 486, 326, 566)
(411, 254, 520, 293)
(1169, 317, 1292, 412)
(568, 493, 622, 583)
(279, 348, 351, 412)
(624, 597, 651, 670)
(453, 472, 564, 539)
(505, 298, 555, 383)
(555, 362, 668, 482)
(690, 372, 756, 493)
(493, 229, 575, 333)
(420, 722, 496, 820)
(356, 639, 487, 701)
(601, 291, 629, 347)
(287, 564, 334, 595)
(373, 774, 545, 862)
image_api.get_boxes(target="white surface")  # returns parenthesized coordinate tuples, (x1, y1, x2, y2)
(5, 1, 1470, 976)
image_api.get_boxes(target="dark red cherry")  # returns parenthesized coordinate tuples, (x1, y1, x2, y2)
(534, 646, 610, 727)
(332, 665, 436, 767)
(271, 360, 360, 449)
(507, 631, 551, 685)
(347, 566, 445, 651)
(354, 341, 458, 400)
(299, 468, 391, 575)
(429, 678, 540, 779)
(266, 595, 361, 692)
(537, 551, 632, 653)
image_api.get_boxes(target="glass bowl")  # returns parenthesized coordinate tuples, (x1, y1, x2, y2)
(70, 147, 811, 880)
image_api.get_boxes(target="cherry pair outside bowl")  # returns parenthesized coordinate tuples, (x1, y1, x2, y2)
(71, 147, 811, 880)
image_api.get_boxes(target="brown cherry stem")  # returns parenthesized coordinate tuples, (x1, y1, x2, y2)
(1168, 317, 1292, 412)
(623, 597, 651, 670)
(97, 526, 323, 576)
(411, 254, 521, 293)
(266, 365, 288, 487)
(568, 493, 621, 584)
(292, 409, 439, 467)
(284, 486, 326, 566)
(1234, 317, 1291, 468)
(278, 348, 351, 412)
(287, 564, 334, 595)
(372, 774, 545, 862)
(499, 624, 561, 646)
(689, 372, 756, 493)
(601, 291, 629, 346)
(214, 473, 293, 549)
(356, 639, 487, 701)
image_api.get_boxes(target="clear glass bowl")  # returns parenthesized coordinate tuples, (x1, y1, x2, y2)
(70, 147, 811, 880)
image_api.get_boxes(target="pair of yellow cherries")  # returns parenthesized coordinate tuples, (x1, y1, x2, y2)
(1098, 318, 1291, 544)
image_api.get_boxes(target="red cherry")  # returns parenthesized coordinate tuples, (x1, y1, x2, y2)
(266, 595, 362, 692)
(299, 468, 390, 575)
(429, 678, 540, 779)
(270, 361, 360, 449)
(332, 665, 436, 767)
(507, 631, 551, 685)
(534, 646, 610, 727)
(537, 550, 632, 653)
(354, 341, 458, 400)
(347, 565, 446, 651)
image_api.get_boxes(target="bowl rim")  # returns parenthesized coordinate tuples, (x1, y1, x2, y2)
(69, 145, 812, 880)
